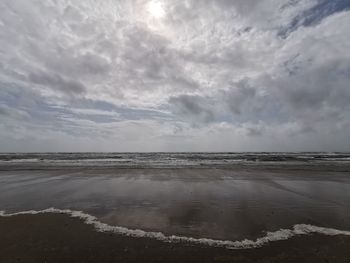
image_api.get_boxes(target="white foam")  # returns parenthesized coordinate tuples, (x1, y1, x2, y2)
(1, 208, 350, 249)
(0, 158, 40, 163)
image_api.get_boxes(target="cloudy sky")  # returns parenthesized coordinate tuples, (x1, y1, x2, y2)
(0, 0, 350, 152)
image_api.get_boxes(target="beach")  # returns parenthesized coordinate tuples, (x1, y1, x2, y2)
(1, 153, 350, 262)
(1, 213, 350, 263)
(2, 0, 350, 261)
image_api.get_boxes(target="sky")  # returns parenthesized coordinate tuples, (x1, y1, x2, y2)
(0, 0, 350, 152)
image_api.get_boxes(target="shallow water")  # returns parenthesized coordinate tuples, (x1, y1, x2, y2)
(1, 161, 350, 241)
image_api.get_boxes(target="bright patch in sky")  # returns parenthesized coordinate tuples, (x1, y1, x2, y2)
(1, 0, 350, 152)
(147, 1, 166, 18)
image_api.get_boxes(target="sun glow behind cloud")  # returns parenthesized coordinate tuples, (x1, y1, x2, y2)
(147, 1, 166, 18)
(1, 0, 350, 151)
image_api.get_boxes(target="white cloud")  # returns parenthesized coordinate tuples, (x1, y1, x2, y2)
(0, 0, 350, 151)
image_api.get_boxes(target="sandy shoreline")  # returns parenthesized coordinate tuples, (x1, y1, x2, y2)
(1, 213, 350, 263)
(1, 161, 350, 262)
(1, 166, 350, 242)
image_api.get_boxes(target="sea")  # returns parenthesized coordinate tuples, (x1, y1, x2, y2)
(1, 152, 350, 167)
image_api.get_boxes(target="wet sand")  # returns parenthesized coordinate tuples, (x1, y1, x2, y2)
(1, 160, 350, 262)
(1, 213, 350, 263)
(1, 167, 350, 241)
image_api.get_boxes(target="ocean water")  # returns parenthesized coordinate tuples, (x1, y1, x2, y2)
(0, 152, 350, 247)
(1, 152, 350, 168)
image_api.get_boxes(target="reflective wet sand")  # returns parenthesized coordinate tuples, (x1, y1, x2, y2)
(0, 167, 350, 241)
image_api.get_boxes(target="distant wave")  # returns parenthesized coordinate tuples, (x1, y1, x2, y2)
(1, 208, 350, 249)
(1, 152, 350, 168)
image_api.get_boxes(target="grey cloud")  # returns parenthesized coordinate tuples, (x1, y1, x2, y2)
(246, 126, 263, 137)
(28, 71, 86, 96)
(169, 95, 215, 123)
(1, 0, 350, 151)
(48, 52, 112, 77)
(223, 80, 257, 115)
(118, 26, 199, 91)
(0, 104, 30, 119)
(276, 61, 350, 130)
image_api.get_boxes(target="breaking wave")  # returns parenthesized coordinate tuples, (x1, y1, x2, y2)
(1, 208, 350, 249)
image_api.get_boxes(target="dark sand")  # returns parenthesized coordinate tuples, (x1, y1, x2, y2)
(1, 213, 350, 263)
(1, 158, 350, 263)
(1, 167, 350, 242)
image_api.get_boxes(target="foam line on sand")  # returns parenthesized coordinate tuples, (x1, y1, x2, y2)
(1, 208, 350, 249)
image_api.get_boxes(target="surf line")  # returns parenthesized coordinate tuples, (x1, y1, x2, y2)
(1, 208, 350, 250)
